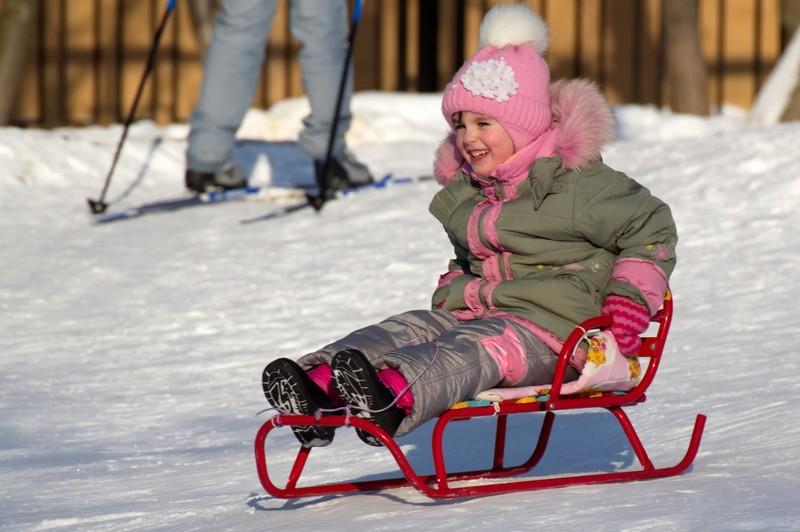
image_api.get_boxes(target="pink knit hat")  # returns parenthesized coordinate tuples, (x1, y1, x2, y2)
(442, 5, 552, 150)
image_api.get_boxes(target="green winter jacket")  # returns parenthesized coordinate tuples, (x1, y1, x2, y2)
(429, 156, 677, 341)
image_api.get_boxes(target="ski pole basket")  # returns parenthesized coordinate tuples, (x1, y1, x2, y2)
(254, 291, 706, 499)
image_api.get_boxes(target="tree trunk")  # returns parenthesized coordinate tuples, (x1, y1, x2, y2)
(664, 0, 709, 115)
(187, 0, 217, 60)
(780, 0, 800, 121)
(0, 0, 37, 125)
(780, 81, 800, 120)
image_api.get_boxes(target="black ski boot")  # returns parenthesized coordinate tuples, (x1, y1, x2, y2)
(185, 165, 247, 194)
(262, 358, 335, 448)
(314, 153, 374, 197)
(331, 349, 405, 447)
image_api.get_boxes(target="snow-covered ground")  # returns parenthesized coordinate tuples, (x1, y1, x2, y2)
(2, 92, 799, 531)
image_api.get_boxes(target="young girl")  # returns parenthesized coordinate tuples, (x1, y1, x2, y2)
(262, 4, 677, 448)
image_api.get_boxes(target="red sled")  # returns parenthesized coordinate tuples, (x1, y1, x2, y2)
(254, 292, 706, 499)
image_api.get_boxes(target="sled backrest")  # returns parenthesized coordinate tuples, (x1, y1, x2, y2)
(548, 290, 673, 408)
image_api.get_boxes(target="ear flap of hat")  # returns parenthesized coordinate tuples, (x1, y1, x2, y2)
(433, 134, 463, 185)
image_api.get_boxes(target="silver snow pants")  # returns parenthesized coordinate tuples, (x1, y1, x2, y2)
(298, 309, 578, 437)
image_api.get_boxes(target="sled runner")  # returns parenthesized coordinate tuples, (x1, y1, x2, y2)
(254, 292, 706, 499)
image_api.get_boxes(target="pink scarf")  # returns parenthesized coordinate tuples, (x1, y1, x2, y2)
(462, 128, 558, 191)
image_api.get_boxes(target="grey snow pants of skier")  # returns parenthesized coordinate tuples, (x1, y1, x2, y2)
(298, 309, 578, 437)
(186, 0, 353, 173)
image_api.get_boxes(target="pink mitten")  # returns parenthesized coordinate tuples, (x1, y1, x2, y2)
(602, 295, 650, 355)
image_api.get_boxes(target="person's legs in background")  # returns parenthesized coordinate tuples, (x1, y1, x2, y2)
(291, 0, 373, 188)
(185, 0, 277, 193)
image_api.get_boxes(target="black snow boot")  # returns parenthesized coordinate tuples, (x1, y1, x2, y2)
(314, 153, 374, 198)
(262, 358, 335, 448)
(331, 349, 406, 447)
(185, 165, 247, 194)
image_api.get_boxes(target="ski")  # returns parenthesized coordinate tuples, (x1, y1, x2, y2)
(91, 173, 432, 225)
(91, 186, 269, 225)
(239, 173, 433, 224)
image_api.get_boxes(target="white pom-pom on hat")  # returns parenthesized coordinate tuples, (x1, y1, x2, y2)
(478, 4, 549, 54)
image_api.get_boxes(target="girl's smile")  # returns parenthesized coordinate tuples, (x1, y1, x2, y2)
(452, 111, 515, 178)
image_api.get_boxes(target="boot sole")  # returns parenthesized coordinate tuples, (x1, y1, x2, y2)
(262, 361, 335, 448)
(332, 350, 404, 447)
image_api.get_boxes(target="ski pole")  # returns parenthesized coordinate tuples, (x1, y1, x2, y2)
(88, 0, 177, 215)
(308, 0, 364, 211)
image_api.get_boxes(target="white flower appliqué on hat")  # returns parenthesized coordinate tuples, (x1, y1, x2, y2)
(460, 57, 519, 102)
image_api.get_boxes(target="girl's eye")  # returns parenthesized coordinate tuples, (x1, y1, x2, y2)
(454, 123, 465, 130)
(478, 121, 490, 127)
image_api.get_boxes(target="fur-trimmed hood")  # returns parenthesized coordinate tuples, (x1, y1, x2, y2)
(433, 79, 615, 185)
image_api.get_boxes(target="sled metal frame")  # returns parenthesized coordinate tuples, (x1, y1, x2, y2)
(254, 293, 706, 499)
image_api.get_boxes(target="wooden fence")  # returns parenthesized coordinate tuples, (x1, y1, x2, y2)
(7, 0, 789, 127)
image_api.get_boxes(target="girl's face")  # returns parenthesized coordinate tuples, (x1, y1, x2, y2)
(453, 111, 515, 177)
